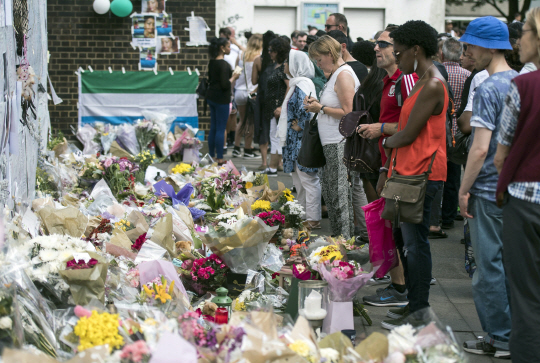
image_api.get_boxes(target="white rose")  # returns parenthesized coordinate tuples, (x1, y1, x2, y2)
(0, 316, 12, 330)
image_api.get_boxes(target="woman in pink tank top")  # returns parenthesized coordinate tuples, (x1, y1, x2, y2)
(377, 21, 450, 329)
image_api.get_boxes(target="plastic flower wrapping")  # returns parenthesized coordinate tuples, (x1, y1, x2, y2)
(0, 115, 470, 363)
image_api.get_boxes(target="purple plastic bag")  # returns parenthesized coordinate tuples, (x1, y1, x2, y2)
(362, 198, 399, 278)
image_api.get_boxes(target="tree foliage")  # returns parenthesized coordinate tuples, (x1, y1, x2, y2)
(447, 0, 532, 23)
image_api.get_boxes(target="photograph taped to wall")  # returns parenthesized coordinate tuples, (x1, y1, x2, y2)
(302, 3, 339, 30)
(140, 47, 157, 70)
(141, 0, 165, 14)
(132, 14, 157, 47)
(157, 37, 180, 54)
(156, 13, 172, 36)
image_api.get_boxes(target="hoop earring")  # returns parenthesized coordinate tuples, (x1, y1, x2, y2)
(414, 53, 418, 72)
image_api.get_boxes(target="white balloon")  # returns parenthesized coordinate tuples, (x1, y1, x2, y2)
(93, 0, 110, 14)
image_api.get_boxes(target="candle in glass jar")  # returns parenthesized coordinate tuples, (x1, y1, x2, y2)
(215, 307, 228, 324)
(301, 290, 327, 320)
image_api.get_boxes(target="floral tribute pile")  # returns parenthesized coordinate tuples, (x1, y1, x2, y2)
(0, 119, 467, 363)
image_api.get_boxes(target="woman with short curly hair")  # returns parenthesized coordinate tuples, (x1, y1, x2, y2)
(378, 20, 449, 329)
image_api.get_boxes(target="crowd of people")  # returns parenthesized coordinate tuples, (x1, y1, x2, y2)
(203, 10, 540, 363)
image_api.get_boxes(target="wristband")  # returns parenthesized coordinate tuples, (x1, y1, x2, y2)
(380, 123, 385, 135)
(379, 167, 389, 173)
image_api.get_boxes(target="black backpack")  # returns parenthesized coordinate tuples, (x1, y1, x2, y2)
(340, 93, 381, 175)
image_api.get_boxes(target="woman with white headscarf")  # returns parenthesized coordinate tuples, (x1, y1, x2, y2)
(278, 50, 322, 229)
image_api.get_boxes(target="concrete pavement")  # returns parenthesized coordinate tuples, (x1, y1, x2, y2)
(222, 147, 511, 363)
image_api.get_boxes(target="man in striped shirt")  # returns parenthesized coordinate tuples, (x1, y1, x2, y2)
(441, 37, 471, 229)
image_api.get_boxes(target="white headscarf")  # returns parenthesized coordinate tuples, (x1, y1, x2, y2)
(277, 50, 317, 147)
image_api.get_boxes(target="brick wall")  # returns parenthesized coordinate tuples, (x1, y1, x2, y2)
(47, 0, 215, 139)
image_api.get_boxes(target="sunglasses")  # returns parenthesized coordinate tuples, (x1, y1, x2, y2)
(392, 47, 411, 60)
(324, 24, 338, 30)
(376, 40, 393, 49)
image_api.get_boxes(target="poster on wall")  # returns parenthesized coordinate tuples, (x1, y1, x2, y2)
(140, 47, 157, 70)
(157, 36, 180, 54)
(132, 15, 156, 47)
(302, 3, 339, 30)
(141, 0, 165, 14)
(156, 13, 172, 36)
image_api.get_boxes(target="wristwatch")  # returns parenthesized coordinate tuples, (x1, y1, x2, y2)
(382, 137, 389, 149)
(319, 105, 326, 115)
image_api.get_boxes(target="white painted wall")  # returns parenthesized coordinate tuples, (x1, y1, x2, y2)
(216, 0, 446, 44)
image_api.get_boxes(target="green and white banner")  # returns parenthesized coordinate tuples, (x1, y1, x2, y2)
(78, 70, 199, 129)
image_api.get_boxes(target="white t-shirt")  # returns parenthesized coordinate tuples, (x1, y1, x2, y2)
(318, 64, 360, 146)
(520, 62, 537, 75)
(224, 43, 240, 70)
(464, 70, 489, 112)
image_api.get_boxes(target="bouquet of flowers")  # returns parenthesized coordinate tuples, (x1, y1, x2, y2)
(73, 308, 124, 352)
(138, 275, 175, 305)
(135, 120, 160, 152)
(168, 128, 202, 161)
(0, 286, 23, 352)
(279, 188, 295, 204)
(59, 252, 109, 305)
(233, 289, 271, 312)
(119, 340, 151, 363)
(79, 161, 104, 187)
(171, 162, 195, 175)
(102, 156, 139, 197)
(131, 233, 147, 252)
(308, 245, 344, 265)
(134, 150, 157, 183)
(14, 235, 94, 305)
(279, 200, 305, 229)
(251, 200, 271, 214)
(240, 171, 268, 189)
(179, 252, 229, 296)
(195, 170, 244, 200)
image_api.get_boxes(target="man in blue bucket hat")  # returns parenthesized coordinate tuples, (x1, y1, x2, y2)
(458, 16, 517, 359)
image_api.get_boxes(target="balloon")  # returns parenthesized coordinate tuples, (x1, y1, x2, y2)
(93, 0, 110, 14)
(110, 0, 133, 17)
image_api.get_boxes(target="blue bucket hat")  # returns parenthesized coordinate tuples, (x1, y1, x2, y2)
(460, 16, 512, 50)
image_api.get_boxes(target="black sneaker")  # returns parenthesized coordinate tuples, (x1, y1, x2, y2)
(387, 305, 409, 319)
(368, 276, 391, 287)
(244, 149, 261, 159)
(363, 284, 408, 307)
(463, 339, 511, 359)
(232, 147, 242, 158)
(381, 310, 427, 330)
(261, 168, 278, 177)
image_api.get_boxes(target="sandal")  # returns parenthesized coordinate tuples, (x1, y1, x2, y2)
(307, 221, 322, 229)
(428, 229, 448, 239)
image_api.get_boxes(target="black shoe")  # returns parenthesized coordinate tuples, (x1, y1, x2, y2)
(322, 211, 329, 219)
(243, 149, 261, 159)
(363, 284, 409, 307)
(463, 339, 511, 359)
(441, 221, 455, 229)
(261, 168, 278, 177)
(232, 146, 242, 158)
(428, 229, 448, 239)
(291, 186, 297, 193)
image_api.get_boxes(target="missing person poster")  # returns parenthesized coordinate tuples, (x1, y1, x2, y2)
(141, 0, 165, 14)
(132, 14, 156, 47)
(157, 36, 180, 54)
(140, 47, 157, 70)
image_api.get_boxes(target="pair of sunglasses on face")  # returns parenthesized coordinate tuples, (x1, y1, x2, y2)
(376, 40, 393, 49)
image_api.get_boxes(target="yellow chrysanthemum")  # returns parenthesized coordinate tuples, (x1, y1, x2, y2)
(251, 200, 271, 212)
(289, 340, 311, 357)
(73, 311, 123, 352)
(315, 245, 344, 263)
(172, 163, 193, 175)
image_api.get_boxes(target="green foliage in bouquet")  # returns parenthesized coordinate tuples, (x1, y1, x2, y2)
(353, 299, 372, 326)
(134, 151, 157, 183)
(36, 166, 59, 198)
(47, 131, 64, 151)
(104, 163, 132, 198)
(206, 187, 225, 212)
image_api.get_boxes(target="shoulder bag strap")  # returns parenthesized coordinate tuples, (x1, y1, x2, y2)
(243, 53, 249, 90)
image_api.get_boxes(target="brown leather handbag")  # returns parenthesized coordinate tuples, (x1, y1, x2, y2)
(339, 94, 381, 173)
(381, 152, 437, 225)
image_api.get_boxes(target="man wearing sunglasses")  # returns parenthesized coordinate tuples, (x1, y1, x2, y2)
(358, 24, 419, 309)
(325, 13, 353, 51)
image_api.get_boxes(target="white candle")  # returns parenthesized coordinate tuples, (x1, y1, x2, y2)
(301, 290, 327, 320)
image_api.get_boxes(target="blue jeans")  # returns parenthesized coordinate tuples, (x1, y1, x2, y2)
(468, 194, 511, 350)
(207, 99, 230, 159)
(394, 181, 443, 312)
